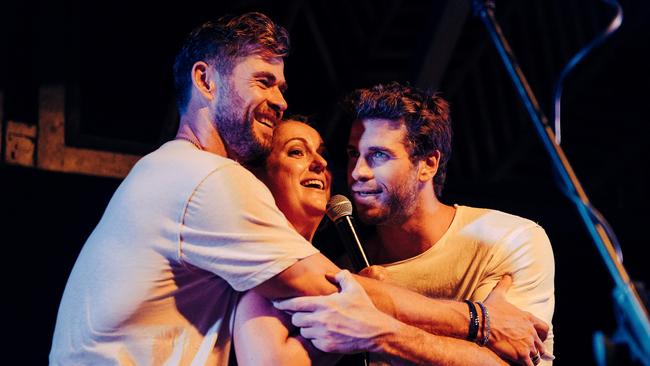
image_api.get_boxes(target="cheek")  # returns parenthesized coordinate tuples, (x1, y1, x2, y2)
(373, 167, 398, 188)
(271, 163, 302, 191)
(247, 91, 266, 106)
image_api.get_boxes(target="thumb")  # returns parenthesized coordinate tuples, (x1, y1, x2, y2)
(492, 274, 513, 295)
(334, 270, 359, 292)
(359, 265, 387, 281)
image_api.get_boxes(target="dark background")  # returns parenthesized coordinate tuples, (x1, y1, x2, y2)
(2, 0, 649, 364)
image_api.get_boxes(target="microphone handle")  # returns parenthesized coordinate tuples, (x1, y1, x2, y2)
(334, 215, 370, 272)
(334, 215, 372, 366)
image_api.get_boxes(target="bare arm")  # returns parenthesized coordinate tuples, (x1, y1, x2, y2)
(355, 272, 548, 364)
(252, 252, 469, 337)
(234, 290, 340, 366)
(355, 274, 468, 338)
(275, 270, 509, 366)
(250, 253, 547, 364)
(250, 253, 340, 300)
(373, 321, 509, 366)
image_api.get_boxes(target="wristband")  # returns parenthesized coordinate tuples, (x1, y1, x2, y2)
(476, 301, 491, 346)
(464, 300, 479, 342)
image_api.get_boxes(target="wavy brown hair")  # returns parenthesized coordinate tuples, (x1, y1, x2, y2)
(345, 82, 452, 197)
(173, 12, 290, 114)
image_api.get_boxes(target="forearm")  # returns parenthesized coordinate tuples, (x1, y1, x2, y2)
(355, 275, 468, 338)
(253, 253, 340, 300)
(373, 316, 508, 366)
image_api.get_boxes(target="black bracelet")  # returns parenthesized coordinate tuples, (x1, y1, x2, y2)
(464, 300, 479, 342)
(476, 301, 491, 346)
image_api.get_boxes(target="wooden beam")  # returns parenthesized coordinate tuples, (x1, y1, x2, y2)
(37, 85, 140, 178)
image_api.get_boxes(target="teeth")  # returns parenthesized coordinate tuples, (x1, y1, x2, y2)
(302, 179, 324, 190)
(357, 191, 380, 196)
(257, 116, 273, 127)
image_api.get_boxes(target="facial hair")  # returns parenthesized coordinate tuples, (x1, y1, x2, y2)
(215, 80, 271, 164)
(360, 167, 420, 226)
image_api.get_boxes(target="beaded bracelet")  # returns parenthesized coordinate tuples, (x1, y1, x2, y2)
(476, 301, 491, 346)
(464, 300, 480, 342)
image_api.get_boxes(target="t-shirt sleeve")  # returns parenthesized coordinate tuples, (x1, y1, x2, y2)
(472, 224, 556, 361)
(178, 163, 320, 292)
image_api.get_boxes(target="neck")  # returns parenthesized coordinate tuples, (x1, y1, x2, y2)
(289, 216, 321, 242)
(175, 107, 228, 157)
(373, 194, 455, 264)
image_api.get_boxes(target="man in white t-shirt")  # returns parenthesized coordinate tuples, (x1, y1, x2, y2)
(50, 13, 550, 365)
(49, 12, 338, 365)
(276, 82, 555, 366)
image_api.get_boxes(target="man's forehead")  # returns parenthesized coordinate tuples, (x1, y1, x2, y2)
(349, 118, 406, 141)
(233, 55, 285, 77)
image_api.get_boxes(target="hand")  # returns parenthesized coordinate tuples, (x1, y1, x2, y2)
(359, 265, 389, 282)
(273, 270, 396, 354)
(483, 275, 552, 366)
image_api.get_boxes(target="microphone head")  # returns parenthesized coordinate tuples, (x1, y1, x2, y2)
(326, 195, 353, 222)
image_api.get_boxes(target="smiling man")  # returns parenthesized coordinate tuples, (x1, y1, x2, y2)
(49, 13, 342, 365)
(277, 82, 555, 365)
(50, 14, 553, 365)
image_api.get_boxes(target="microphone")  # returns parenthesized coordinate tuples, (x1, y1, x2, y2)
(326, 195, 370, 272)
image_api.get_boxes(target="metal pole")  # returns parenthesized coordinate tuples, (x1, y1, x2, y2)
(470, 0, 650, 358)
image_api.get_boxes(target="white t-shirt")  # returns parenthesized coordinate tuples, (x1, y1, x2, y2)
(372, 205, 555, 365)
(50, 140, 319, 365)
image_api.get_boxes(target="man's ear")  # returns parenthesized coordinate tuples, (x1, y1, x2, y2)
(191, 61, 217, 101)
(418, 150, 440, 183)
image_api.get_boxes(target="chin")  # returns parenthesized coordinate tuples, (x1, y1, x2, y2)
(304, 204, 327, 219)
(358, 210, 388, 226)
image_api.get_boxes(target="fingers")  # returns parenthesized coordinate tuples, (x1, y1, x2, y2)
(312, 338, 337, 353)
(529, 348, 542, 366)
(324, 272, 338, 284)
(533, 336, 555, 361)
(273, 296, 322, 312)
(492, 274, 513, 294)
(291, 311, 313, 328)
(522, 356, 535, 366)
(541, 352, 556, 361)
(325, 270, 358, 292)
(533, 338, 546, 361)
(298, 325, 317, 340)
(334, 270, 360, 292)
(530, 314, 550, 341)
(359, 265, 387, 281)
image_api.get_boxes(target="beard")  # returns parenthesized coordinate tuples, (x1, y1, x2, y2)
(358, 169, 420, 226)
(215, 81, 271, 165)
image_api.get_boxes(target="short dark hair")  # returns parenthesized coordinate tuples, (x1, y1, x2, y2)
(345, 82, 452, 197)
(173, 12, 290, 114)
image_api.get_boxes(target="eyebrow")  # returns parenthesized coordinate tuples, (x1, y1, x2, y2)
(285, 137, 309, 147)
(286, 137, 326, 152)
(253, 71, 288, 93)
(346, 145, 395, 155)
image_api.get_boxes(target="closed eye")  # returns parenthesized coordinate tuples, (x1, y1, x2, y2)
(257, 78, 272, 89)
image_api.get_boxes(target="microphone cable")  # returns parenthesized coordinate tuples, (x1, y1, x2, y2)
(551, 0, 624, 262)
